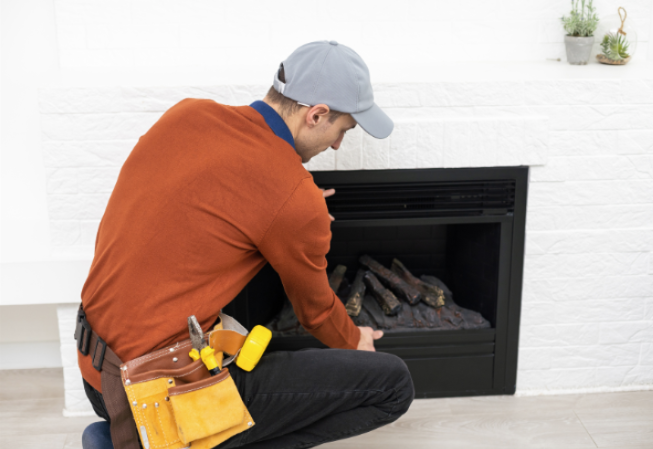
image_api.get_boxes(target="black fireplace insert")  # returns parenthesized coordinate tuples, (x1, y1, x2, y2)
(224, 166, 528, 398)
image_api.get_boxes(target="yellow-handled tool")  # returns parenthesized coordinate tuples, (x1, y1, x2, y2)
(236, 325, 272, 372)
(188, 315, 221, 376)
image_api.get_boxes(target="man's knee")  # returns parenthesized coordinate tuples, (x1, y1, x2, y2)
(371, 352, 414, 418)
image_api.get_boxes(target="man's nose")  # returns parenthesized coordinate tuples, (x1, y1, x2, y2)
(331, 133, 345, 150)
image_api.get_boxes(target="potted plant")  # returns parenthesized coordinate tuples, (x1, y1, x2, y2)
(598, 32, 630, 64)
(595, 7, 638, 65)
(560, 0, 600, 65)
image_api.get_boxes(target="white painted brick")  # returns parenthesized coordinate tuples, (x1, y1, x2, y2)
(80, 221, 101, 246)
(50, 221, 81, 247)
(496, 118, 525, 167)
(595, 365, 637, 388)
(121, 87, 206, 112)
(335, 127, 364, 170)
(528, 179, 653, 207)
(549, 346, 605, 369)
(46, 168, 79, 194)
(529, 158, 568, 182)
(622, 364, 653, 385)
(60, 342, 79, 368)
(549, 131, 618, 157)
(374, 84, 421, 108)
(48, 193, 110, 221)
(474, 105, 653, 132)
(525, 252, 649, 279)
(362, 133, 389, 169)
(621, 78, 653, 104)
(521, 298, 647, 326)
(519, 347, 552, 370)
(389, 120, 444, 169)
(387, 106, 473, 121)
(618, 130, 653, 154)
(303, 150, 336, 172)
(63, 365, 85, 391)
(537, 155, 653, 181)
(527, 204, 653, 231)
(523, 275, 652, 303)
(420, 82, 523, 108)
(594, 344, 641, 368)
(78, 167, 120, 193)
(525, 229, 653, 255)
(518, 368, 598, 391)
(641, 343, 653, 365)
(57, 304, 79, 342)
(42, 140, 135, 168)
(524, 80, 621, 105)
(65, 388, 94, 413)
(41, 112, 161, 141)
(443, 119, 498, 168)
(523, 117, 549, 166)
(39, 87, 125, 114)
(584, 105, 653, 130)
(520, 324, 600, 348)
(599, 322, 653, 345)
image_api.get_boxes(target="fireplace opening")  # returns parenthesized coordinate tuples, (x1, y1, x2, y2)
(224, 167, 527, 398)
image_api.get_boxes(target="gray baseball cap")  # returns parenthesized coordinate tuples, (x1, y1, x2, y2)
(272, 40, 393, 139)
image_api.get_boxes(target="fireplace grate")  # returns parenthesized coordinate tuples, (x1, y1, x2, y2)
(326, 180, 515, 220)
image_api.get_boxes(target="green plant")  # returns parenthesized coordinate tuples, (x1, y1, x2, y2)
(561, 0, 600, 36)
(600, 32, 630, 60)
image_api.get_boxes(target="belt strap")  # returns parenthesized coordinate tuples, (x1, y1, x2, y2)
(76, 305, 140, 449)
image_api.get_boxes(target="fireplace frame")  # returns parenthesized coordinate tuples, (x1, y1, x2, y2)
(225, 166, 528, 398)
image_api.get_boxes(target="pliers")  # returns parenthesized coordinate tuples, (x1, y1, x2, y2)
(187, 315, 221, 376)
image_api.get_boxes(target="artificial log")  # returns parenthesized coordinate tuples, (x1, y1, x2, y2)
(391, 258, 445, 308)
(328, 265, 347, 293)
(359, 255, 421, 305)
(363, 271, 402, 316)
(345, 269, 366, 317)
(420, 275, 490, 329)
(362, 294, 391, 329)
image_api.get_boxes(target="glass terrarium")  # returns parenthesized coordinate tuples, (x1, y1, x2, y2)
(595, 7, 638, 65)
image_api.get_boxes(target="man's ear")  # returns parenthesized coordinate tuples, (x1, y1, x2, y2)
(305, 104, 331, 128)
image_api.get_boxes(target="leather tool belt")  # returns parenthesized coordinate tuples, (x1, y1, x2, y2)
(76, 305, 255, 449)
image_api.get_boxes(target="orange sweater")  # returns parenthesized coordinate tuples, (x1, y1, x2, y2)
(79, 98, 361, 391)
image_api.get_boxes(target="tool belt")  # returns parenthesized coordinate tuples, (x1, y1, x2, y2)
(76, 305, 256, 449)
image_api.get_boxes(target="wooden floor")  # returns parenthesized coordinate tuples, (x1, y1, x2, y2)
(1, 368, 651, 449)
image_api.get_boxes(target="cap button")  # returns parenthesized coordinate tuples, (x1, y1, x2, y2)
(329, 40, 338, 46)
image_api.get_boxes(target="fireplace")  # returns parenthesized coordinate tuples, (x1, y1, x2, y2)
(224, 166, 528, 398)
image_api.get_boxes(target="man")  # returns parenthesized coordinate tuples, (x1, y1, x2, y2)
(79, 40, 414, 448)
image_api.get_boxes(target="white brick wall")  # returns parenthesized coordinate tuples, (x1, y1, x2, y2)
(42, 75, 653, 411)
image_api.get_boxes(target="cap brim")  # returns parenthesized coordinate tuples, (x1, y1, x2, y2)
(350, 103, 394, 139)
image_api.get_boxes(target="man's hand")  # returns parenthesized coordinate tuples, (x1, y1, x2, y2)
(319, 188, 335, 221)
(357, 326, 383, 351)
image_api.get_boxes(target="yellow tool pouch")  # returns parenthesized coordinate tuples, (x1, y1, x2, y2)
(120, 313, 257, 449)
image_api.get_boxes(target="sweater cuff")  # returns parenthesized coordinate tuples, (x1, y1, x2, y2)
(305, 293, 361, 350)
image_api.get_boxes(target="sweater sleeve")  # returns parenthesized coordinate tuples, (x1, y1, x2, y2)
(258, 177, 361, 350)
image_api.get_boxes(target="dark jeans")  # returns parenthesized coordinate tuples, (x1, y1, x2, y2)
(84, 348, 414, 449)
